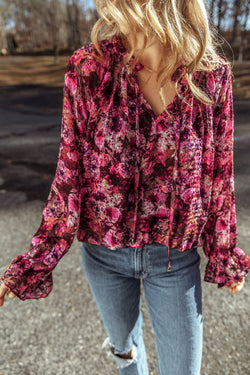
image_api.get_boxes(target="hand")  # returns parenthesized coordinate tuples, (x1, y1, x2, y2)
(225, 278, 245, 294)
(0, 282, 16, 307)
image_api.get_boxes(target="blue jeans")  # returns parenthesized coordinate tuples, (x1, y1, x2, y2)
(80, 242, 203, 375)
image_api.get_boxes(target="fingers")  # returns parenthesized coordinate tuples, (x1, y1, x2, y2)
(6, 289, 16, 298)
(225, 285, 237, 294)
(0, 283, 8, 307)
(225, 278, 245, 294)
(229, 286, 242, 294)
(0, 283, 16, 307)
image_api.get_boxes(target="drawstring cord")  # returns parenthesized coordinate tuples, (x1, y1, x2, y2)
(132, 63, 141, 244)
(128, 59, 141, 245)
(131, 58, 181, 271)
(166, 102, 182, 271)
(167, 98, 182, 271)
(166, 178, 176, 271)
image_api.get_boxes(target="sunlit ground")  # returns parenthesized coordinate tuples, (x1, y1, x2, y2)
(0, 55, 250, 98)
(232, 61, 250, 98)
(0, 56, 69, 87)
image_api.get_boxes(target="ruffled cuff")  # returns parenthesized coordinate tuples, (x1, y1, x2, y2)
(0, 268, 53, 301)
(204, 247, 250, 288)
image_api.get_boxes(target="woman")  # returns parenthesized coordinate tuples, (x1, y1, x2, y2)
(0, 1, 249, 374)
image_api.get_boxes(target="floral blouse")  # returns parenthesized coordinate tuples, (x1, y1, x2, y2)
(1, 35, 250, 300)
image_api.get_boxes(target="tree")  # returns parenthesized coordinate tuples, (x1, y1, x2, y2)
(3, 0, 249, 55)
(210, 0, 217, 20)
(66, 0, 82, 50)
(241, 0, 250, 41)
(217, 0, 229, 33)
(231, 0, 243, 43)
(0, 12, 7, 52)
(44, 0, 65, 58)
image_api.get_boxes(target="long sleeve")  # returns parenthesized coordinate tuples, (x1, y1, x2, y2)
(0, 58, 86, 300)
(202, 63, 250, 288)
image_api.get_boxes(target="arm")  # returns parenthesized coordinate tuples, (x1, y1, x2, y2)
(202, 63, 250, 288)
(0, 57, 86, 300)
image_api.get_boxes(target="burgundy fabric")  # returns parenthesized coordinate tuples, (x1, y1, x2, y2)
(1, 35, 249, 300)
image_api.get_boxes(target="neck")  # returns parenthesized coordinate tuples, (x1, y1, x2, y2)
(124, 32, 171, 72)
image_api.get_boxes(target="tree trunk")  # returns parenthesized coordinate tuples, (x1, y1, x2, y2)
(73, 1, 81, 49)
(241, 0, 250, 41)
(217, 0, 224, 32)
(0, 13, 8, 53)
(231, 0, 243, 43)
(210, 0, 217, 21)
(66, 0, 73, 49)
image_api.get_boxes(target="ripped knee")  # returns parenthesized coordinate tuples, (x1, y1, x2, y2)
(111, 346, 133, 359)
(102, 337, 137, 368)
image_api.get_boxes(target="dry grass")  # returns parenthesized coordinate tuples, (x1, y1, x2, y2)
(0, 55, 250, 98)
(232, 61, 250, 99)
(0, 55, 69, 87)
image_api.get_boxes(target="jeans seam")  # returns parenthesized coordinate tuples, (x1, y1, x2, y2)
(147, 246, 152, 276)
(134, 247, 139, 279)
(144, 247, 150, 278)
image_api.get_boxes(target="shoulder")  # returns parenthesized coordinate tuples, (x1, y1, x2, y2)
(196, 56, 231, 79)
(209, 57, 233, 104)
(66, 37, 118, 77)
(209, 56, 232, 88)
(64, 37, 120, 96)
(194, 56, 232, 103)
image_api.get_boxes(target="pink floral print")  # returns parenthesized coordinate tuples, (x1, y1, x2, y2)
(1, 35, 249, 300)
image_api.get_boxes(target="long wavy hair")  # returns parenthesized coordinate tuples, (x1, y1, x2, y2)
(91, 0, 229, 107)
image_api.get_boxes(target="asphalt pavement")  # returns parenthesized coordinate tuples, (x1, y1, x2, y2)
(0, 85, 249, 375)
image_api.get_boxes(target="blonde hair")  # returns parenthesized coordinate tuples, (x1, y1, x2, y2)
(91, 0, 229, 108)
